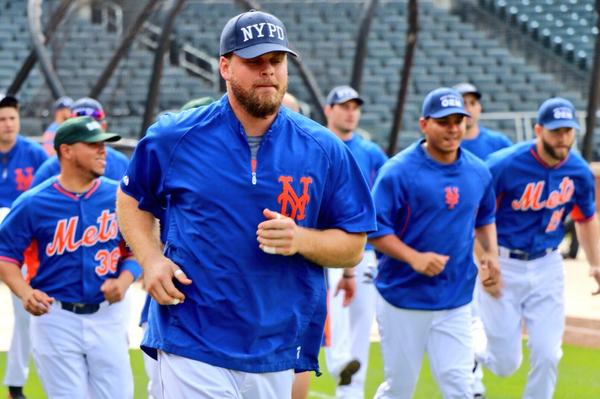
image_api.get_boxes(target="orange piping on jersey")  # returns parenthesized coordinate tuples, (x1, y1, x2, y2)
(323, 289, 331, 347)
(529, 147, 569, 169)
(84, 179, 102, 199)
(0, 256, 21, 266)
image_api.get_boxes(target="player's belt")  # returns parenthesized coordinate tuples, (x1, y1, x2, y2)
(59, 301, 101, 315)
(499, 247, 557, 261)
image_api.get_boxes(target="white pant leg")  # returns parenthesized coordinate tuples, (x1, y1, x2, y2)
(373, 295, 431, 399)
(157, 352, 293, 399)
(84, 300, 134, 399)
(325, 267, 353, 378)
(141, 323, 160, 399)
(336, 250, 378, 399)
(30, 305, 89, 399)
(427, 304, 473, 399)
(3, 293, 31, 387)
(522, 253, 565, 399)
(478, 257, 527, 377)
(471, 293, 487, 395)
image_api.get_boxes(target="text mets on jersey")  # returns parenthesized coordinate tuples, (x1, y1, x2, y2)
(511, 177, 574, 211)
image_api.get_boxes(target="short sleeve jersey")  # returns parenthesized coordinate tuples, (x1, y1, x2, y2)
(0, 177, 141, 303)
(120, 95, 376, 373)
(370, 140, 496, 310)
(461, 125, 512, 160)
(0, 136, 48, 208)
(487, 140, 595, 253)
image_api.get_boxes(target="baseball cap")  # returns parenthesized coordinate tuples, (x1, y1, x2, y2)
(537, 97, 580, 130)
(54, 116, 120, 150)
(53, 96, 73, 111)
(452, 82, 482, 100)
(0, 93, 19, 108)
(326, 86, 364, 106)
(71, 97, 105, 121)
(180, 96, 215, 111)
(422, 87, 470, 119)
(219, 10, 298, 59)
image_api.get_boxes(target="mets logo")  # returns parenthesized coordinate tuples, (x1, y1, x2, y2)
(511, 177, 574, 211)
(15, 167, 34, 191)
(277, 176, 313, 221)
(444, 186, 460, 209)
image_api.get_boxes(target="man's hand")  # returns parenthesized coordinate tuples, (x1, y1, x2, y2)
(590, 266, 600, 296)
(257, 209, 304, 256)
(143, 255, 192, 305)
(21, 288, 54, 316)
(479, 254, 502, 298)
(334, 275, 356, 307)
(409, 252, 449, 277)
(101, 271, 135, 304)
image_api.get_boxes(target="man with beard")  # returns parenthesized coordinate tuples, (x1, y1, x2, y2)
(115, 10, 376, 399)
(476, 97, 600, 399)
(0, 116, 140, 398)
(370, 87, 500, 398)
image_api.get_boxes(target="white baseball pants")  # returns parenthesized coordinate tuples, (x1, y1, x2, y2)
(30, 299, 133, 399)
(478, 250, 564, 399)
(374, 296, 473, 399)
(141, 322, 160, 399)
(3, 293, 31, 387)
(325, 250, 377, 399)
(156, 351, 294, 399)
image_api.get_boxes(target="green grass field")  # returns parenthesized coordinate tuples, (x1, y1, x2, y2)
(1, 343, 599, 398)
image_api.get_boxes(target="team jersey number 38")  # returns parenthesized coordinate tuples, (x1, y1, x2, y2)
(45, 210, 121, 277)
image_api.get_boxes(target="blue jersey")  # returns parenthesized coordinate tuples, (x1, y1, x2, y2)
(0, 136, 48, 208)
(0, 177, 141, 304)
(121, 95, 376, 373)
(31, 146, 129, 188)
(461, 125, 512, 160)
(487, 140, 595, 253)
(370, 140, 496, 310)
(343, 134, 388, 251)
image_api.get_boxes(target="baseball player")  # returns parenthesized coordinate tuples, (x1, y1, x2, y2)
(369, 87, 500, 399)
(453, 83, 512, 159)
(41, 96, 73, 156)
(476, 97, 600, 399)
(323, 85, 387, 399)
(0, 116, 141, 399)
(116, 10, 376, 399)
(31, 97, 129, 187)
(0, 93, 48, 399)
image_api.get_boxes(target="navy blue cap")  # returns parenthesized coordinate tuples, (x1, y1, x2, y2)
(453, 82, 482, 100)
(219, 10, 298, 59)
(53, 96, 73, 111)
(326, 86, 364, 106)
(537, 97, 580, 130)
(422, 87, 470, 119)
(0, 93, 18, 108)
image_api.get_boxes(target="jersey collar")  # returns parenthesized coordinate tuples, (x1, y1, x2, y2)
(52, 178, 102, 201)
(529, 142, 570, 169)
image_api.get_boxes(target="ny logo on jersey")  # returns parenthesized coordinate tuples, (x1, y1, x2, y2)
(15, 167, 34, 191)
(277, 176, 313, 221)
(45, 210, 119, 256)
(511, 177, 574, 211)
(444, 186, 459, 209)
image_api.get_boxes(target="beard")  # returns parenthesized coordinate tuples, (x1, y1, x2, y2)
(542, 137, 571, 161)
(230, 77, 286, 118)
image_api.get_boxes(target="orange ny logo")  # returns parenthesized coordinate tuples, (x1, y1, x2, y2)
(444, 186, 459, 210)
(277, 176, 313, 221)
(15, 167, 33, 191)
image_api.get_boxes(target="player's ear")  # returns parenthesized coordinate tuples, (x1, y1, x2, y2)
(219, 55, 232, 81)
(324, 105, 333, 119)
(418, 117, 428, 133)
(534, 124, 543, 138)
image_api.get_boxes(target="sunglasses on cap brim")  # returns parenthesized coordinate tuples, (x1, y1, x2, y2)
(71, 107, 105, 121)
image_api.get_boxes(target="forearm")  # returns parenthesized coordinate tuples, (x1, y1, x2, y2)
(475, 223, 498, 257)
(575, 215, 600, 267)
(0, 261, 31, 299)
(296, 228, 366, 268)
(116, 188, 163, 266)
(369, 234, 418, 263)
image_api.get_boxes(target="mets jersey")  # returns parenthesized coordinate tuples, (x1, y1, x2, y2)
(0, 136, 47, 208)
(31, 146, 129, 188)
(461, 125, 512, 160)
(121, 95, 376, 373)
(0, 177, 141, 304)
(486, 140, 595, 254)
(371, 140, 496, 310)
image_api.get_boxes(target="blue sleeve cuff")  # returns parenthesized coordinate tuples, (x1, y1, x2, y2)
(120, 258, 142, 281)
